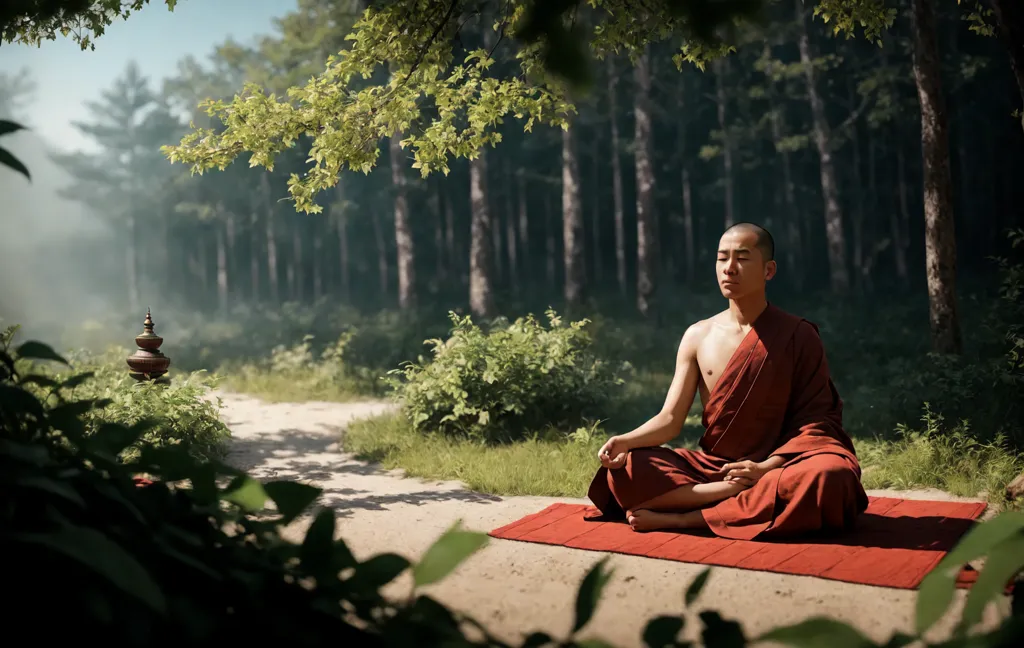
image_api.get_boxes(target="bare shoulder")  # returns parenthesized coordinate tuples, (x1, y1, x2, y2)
(677, 317, 715, 357)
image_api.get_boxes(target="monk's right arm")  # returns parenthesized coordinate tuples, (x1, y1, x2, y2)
(616, 325, 702, 450)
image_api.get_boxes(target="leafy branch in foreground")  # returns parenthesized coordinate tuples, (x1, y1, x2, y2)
(0, 0, 178, 51)
(2, 334, 1022, 647)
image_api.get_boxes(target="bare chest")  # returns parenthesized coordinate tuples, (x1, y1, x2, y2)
(696, 328, 748, 399)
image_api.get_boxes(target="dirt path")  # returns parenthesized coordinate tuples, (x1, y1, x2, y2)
(218, 391, 1009, 647)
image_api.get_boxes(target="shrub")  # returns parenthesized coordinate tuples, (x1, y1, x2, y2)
(1, 336, 1021, 647)
(222, 331, 382, 401)
(387, 310, 624, 442)
(2, 325, 229, 462)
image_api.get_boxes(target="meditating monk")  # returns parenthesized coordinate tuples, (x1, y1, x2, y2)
(587, 222, 869, 539)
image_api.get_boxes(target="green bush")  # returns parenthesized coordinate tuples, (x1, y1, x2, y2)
(387, 310, 624, 442)
(222, 331, 383, 401)
(2, 325, 229, 462)
(1, 335, 1021, 647)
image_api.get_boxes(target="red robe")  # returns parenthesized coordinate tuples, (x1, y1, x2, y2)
(586, 304, 869, 540)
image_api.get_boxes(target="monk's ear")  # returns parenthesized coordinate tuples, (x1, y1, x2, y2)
(765, 260, 777, 281)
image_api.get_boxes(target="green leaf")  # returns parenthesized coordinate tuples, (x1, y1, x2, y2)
(575, 641, 616, 648)
(0, 145, 31, 180)
(643, 615, 685, 648)
(14, 341, 66, 364)
(916, 512, 1024, 634)
(757, 617, 875, 647)
(221, 475, 268, 512)
(20, 374, 58, 389)
(301, 509, 337, 578)
(59, 371, 96, 390)
(11, 475, 87, 508)
(413, 520, 489, 587)
(522, 632, 554, 648)
(133, 445, 200, 481)
(263, 480, 322, 524)
(348, 553, 411, 592)
(0, 119, 26, 137)
(685, 567, 712, 606)
(573, 556, 614, 634)
(699, 611, 746, 648)
(89, 423, 145, 457)
(11, 525, 165, 613)
(959, 531, 1024, 631)
(879, 633, 915, 648)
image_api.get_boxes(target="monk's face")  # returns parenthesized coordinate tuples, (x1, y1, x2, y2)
(716, 229, 776, 299)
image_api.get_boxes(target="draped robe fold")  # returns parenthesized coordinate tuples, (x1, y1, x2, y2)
(586, 304, 869, 540)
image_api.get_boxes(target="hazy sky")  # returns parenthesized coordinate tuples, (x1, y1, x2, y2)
(0, 0, 295, 152)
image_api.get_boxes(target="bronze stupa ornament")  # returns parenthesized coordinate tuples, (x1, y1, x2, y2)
(126, 309, 171, 382)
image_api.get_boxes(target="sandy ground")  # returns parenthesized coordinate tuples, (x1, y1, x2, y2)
(217, 391, 1011, 647)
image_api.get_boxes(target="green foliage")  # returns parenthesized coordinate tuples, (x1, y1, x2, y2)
(2, 327, 229, 463)
(0, 119, 30, 179)
(223, 332, 378, 402)
(343, 410, 608, 497)
(858, 404, 1024, 500)
(0, 0, 177, 51)
(2, 332, 1022, 646)
(386, 310, 623, 442)
(812, 0, 896, 44)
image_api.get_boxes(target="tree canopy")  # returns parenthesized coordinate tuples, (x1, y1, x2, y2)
(159, 0, 898, 214)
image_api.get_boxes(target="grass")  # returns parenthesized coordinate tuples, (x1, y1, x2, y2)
(219, 365, 375, 403)
(343, 406, 1024, 505)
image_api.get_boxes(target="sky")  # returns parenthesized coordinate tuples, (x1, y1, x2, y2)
(0, 0, 296, 153)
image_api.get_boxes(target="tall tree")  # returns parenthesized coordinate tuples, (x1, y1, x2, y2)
(912, 0, 963, 353)
(796, 0, 850, 294)
(562, 121, 585, 306)
(634, 49, 656, 317)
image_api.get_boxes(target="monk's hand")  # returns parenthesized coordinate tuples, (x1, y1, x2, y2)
(721, 460, 767, 488)
(598, 436, 629, 469)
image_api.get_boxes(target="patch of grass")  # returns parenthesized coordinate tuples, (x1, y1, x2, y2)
(343, 411, 607, 497)
(343, 405, 1023, 505)
(218, 333, 383, 403)
(857, 405, 1024, 503)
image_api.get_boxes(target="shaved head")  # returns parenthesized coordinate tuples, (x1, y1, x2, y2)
(722, 222, 774, 263)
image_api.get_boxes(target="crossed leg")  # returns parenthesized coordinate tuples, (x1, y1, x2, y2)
(626, 480, 748, 532)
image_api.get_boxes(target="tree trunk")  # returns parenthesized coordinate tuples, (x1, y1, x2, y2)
(607, 56, 627, 297)
(913, 0, 963, 354)
(545, 195, 556, 287)
(635, 49, 656, 317)
(469, 150, 495, 318)
(431, 183, 446, 280)
(290, 228, 302, 302)
(216, 223, 228, 314)
(894, 136, 911, 288)
(713, 58, 735, 230)
(988, 0, 1024, 125)
(444, 187, 457, 279)
(676, 74, 695, 285)
(371, 209, 389, 297)
(517, 170, 529, 281)
(796, 0, 850, 294)
(260, 174, 280, 304)
(390, 132, 416, 309)
(334, 182, 350, 300)
(504, 161, 518, 290)
(126, 212, 140, 314)
(562, 121, 585, 306)
(590, 136, 602, 284)
(850, 111, 866, 293)
(250, 213, 261, 302)
(312, 227, 323, 300)
(764, 44, 802, 290)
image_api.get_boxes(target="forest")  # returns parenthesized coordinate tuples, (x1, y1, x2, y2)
(2, 0, 1024, 646)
